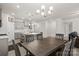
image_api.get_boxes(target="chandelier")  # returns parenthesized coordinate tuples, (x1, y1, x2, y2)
(36, 5, 54, 17)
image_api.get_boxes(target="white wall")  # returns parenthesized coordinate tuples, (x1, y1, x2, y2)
(34, 17, 79, 38)
(72, 18, 79, 34)
(0, 12, 66, 40)
(6, 15, 14, 41)
(0, 11, 14, 41)
(46, 20, 56, 37)
(34, 19, 57, 37)
(56, 19, 65, 34)
(34, 21, 47, 37)
(63, 17, 79, 36)
(0, 12, 7, 34)
(38, 17, 79, 38)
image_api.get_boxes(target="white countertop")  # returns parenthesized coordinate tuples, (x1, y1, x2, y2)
(0, 36, 8, 39)
(24, 32, 39, 35)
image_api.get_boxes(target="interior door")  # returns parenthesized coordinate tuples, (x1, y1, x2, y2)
(64, 22, 72, 36)
(46, 20, 56, 37)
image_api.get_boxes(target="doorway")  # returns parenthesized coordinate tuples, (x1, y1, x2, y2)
(64, 22, 72, 36)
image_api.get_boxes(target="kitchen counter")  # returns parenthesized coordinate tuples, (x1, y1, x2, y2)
(0, 34, 8, 39)
(24, 32, 40, 35)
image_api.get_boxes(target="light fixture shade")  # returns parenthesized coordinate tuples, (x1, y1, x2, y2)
(41, 12, 45, 16)
(29, 23, 31, 26)
(49, 6, 53, 11)
(16, 5, 20, 8)
(41, 5, 45, 11)
(36, 9, 40, 13)
(35, 5, 53, 17)
(48, 10, 52, 15)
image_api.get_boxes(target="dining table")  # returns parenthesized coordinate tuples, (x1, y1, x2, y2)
(21, 37, 67, 56)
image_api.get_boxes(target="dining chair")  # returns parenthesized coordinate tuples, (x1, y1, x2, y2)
(20, 33, 26, 43)
(62, 40, 72, 56)
(14, 33, 22, 39)
(26, 35, 34, 42)
(8, 40, 27, 56)
(56, 37, 76, 56)
(69, 37, 77, 56)
(56, 34, 64, 40)
(56, 40, 72, 56)
(12, 40, 21, 56)
(68, 32, 78, 41)
(15, 33, 25, 43)
(37, 32, 43, 40)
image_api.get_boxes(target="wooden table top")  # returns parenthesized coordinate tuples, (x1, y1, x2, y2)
(21, 37, 67, 56)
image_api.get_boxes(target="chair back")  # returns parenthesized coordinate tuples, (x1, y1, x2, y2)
(56, 34, 64, 40)
(37, 33, 43, 40)
(14, 33, 22, 39)
(12, 40, 21, 56)
(62, 41, 72, 56)
(26, 35, 34, 42)
(0, 38, 8, 56)
(20, 34, 26, 42)
(69, 37, 76, 56)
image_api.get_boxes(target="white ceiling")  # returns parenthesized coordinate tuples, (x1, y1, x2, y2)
(0, 3, 79, 21)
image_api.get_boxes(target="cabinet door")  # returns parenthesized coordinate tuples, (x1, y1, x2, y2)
(0, 39, 8, 56)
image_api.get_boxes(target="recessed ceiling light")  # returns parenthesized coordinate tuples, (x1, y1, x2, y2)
(16, 5, 20, 8)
